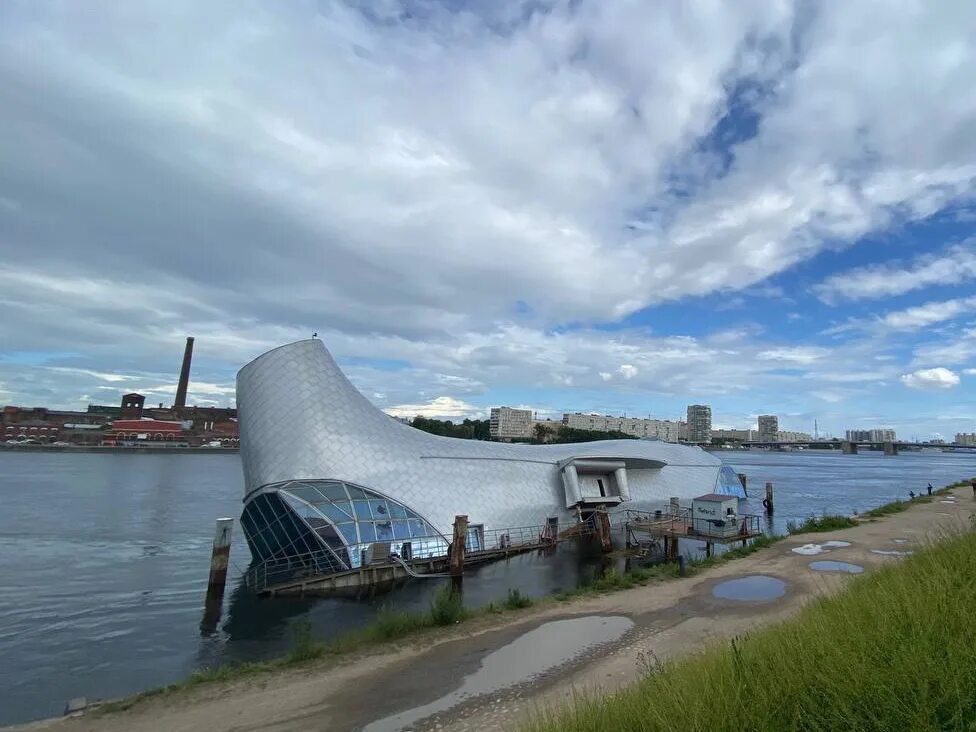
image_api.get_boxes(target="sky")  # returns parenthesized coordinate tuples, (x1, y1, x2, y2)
(1, 1, 975, 440)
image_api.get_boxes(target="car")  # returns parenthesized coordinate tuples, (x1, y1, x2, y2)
(50, 441, 71, 447)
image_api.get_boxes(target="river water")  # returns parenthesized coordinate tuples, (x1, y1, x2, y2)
(1, 449, 974, 726)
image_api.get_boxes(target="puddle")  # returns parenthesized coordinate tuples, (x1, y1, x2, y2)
(791, 540, 851, 555)
(809, 560, 864, 574)
(363, 615, 634, 731)
(939, 500, 957, 504)
(871, 549, 913, 556)
(712, 575, 787, 602)
(792, 544, 826, 556)
(893, 539, 909, 544)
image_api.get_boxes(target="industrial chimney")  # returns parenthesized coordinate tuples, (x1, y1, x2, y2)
(174, 336, 194, 409)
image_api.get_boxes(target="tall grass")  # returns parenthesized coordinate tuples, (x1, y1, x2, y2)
(528, 530, 976, 732)
(786, 514, 859, 534)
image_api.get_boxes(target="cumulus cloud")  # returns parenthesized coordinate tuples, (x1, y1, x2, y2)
(814, 241, 976, 303)
(384, 396, 482, 420)
(618, 364, 638, 379)
(900, 367, 960, 390)
(0, 1, 975, 435)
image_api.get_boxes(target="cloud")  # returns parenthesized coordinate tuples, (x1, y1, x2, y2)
(384, 396, 482, 420)
(964, 368, 976, 376)
(900, 367, 960, 390)
(618, 364, 638, 379)
(814, 241, 976, 303)
(756, 347, 829, 364)
(0, 2, 975, 438)
(879, 296, 976, 330)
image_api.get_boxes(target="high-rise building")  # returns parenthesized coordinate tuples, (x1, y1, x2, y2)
(561, 413, 684, 442)
(686, 405, 712, 444)
(777, 430, 812, 443)
(758, 415, 779, 442)
(955, 433, 976, 446)
(489, 406, 533, 441)
(845, 428, 897, 443)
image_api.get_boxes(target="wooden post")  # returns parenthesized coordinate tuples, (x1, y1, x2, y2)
(705, 542, 712, 558)
(449, 514, 468, 577)
(596, 510, 613, 553)
(764, 482, 774, 515)
(669, 496, 680, 516)
(738, 473, 747, 492)
(202, 518, 233, 633)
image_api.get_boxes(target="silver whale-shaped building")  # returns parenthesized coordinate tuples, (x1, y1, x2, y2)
(237, 339, 744, 571)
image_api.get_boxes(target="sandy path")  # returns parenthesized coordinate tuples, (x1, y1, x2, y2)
(12, 488, 973, 732)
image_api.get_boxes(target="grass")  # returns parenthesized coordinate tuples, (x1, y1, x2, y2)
(528, 528, 976, 732)
(504, 588, 534, 610)
(786, 514, 859, 534)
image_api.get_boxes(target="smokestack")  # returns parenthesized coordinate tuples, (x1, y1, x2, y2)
(174, 336, 194, 409)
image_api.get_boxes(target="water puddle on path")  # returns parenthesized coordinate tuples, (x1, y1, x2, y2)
(893, 539, 909, 544)
(809, 561, 864, 574)
(791, 540, 851, 555)
(871, 549, 914, 556)
(712, 576, 786, 602)
(363, 615, 634, 732)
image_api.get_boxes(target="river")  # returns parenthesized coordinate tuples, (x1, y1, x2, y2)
(0, 449, 973, 726)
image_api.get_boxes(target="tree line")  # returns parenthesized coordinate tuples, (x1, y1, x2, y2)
(408, 417, 636, 444)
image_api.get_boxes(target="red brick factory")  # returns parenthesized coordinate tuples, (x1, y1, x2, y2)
(2, 337, 238, 448)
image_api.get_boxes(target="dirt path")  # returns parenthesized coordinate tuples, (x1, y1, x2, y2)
(13, 488, 974, 732)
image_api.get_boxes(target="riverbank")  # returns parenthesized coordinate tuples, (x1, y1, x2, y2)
(531, 502, 976, 731)
(10, 481, 973, 732)
(0, 445, 238, 454)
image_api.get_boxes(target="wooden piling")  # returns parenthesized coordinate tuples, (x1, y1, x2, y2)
(764, 482, 774, 515)
(449, 514, 468, 577)
(738, 473, 747, 492)
(596, 510, 613, 553)
(202, 518, 233, 632)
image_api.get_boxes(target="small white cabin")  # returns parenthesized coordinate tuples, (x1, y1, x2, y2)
(691, 493, 740, 538)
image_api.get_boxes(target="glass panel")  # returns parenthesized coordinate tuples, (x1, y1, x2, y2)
(320, 502, 354, 523)
(358, 523, 377, 542)
(368, 499, 390, 518)
(388, 502, 407, 519)
(393, 520, 412, 540)
(375, 521, 394, 541)
(353, 500, 373, 520)
(337, 523, 358, 545)
(345, 485, 367, 499)
(286, 486, 325, 505)
(314, 482, 349, 501)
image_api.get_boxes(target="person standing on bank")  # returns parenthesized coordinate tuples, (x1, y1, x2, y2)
(927, 483, 933, 496)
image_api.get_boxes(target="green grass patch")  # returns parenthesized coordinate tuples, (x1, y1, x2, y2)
(504, 588, 534, 610)
(528, 529, 976, 732)
(786, 514, 859, 534)
(863, 499, 909, 518)
(429, 584, 466, 626)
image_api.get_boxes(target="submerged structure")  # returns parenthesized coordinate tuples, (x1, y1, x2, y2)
(237, 339, 745, 577)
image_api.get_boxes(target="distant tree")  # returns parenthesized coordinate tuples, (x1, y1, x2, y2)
(410, 416, 490, 440)
(533, 422, 554, 444)
(549, 426, 638, 444)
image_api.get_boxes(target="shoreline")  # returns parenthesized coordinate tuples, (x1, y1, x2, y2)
(10, 478, 974, 732)
(0, 445, 239, 454)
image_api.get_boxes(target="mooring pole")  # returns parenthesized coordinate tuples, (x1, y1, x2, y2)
(449, 514, 468, 577)
(738, 473, 747, 492)
(201, 518, 233, 634)
(596, 510, 613, 553)
(669, 496, 680, 516)
(764, 482, 774, 515)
